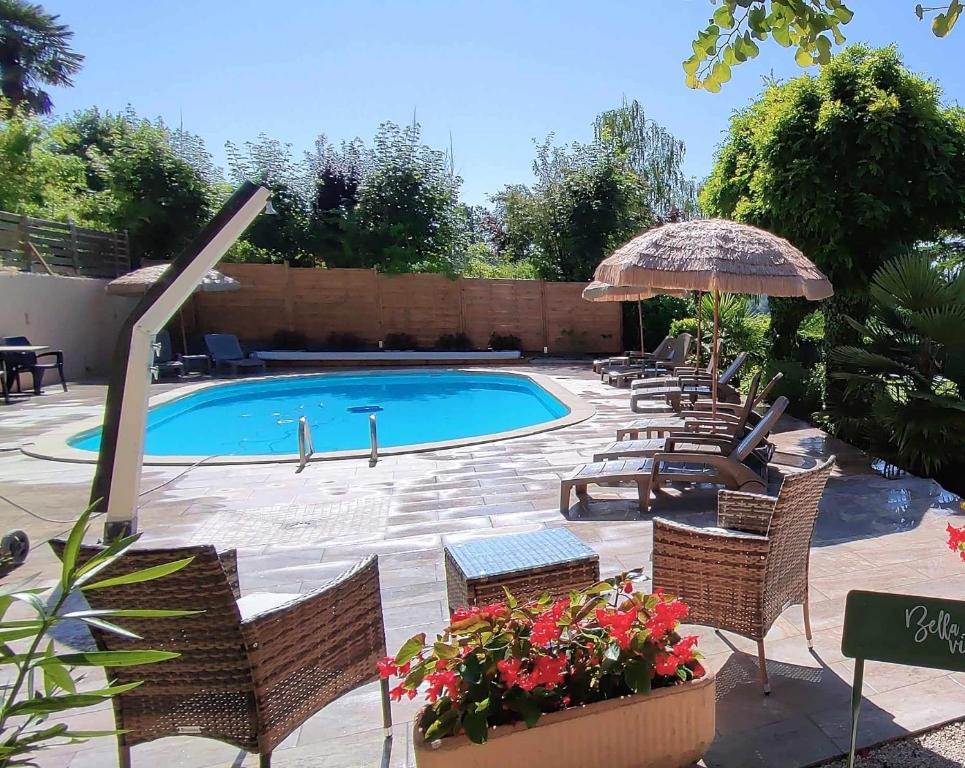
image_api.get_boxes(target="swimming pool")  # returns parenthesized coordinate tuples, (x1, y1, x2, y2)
(66, 370, 581, 460)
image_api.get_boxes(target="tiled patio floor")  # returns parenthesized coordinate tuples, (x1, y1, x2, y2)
(1, 362, 963, 768)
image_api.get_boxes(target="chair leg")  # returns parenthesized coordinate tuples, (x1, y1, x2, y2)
(58, 362, 67, 392)
(118, 744, 131, 768)
(803, 595, 813, 649)
(757, 639, 771, 695)
(31, 367, 44, 396)
(559, 483, 571, 516)
(259, 752, 271, 768)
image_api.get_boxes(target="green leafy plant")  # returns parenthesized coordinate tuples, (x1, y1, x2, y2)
(383, 332, 419, 351)
(489, 332, 523, 351)
(380, 575, 704, 745)
(685, 1, 960, 91)
(829, 254, 965, 476)
(668, 293, 772, 370)
(435, 333, 473, 351)
(0, 507, 196, 766)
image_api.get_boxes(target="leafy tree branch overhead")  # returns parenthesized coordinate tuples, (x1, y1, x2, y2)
(685, 0, 961, 91)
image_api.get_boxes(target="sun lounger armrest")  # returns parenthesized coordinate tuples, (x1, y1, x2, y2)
(716, 490, 777, 535)
(690, 401, 745, 414)
(664, 435, 730, 452)
(683, 419, 739, 436)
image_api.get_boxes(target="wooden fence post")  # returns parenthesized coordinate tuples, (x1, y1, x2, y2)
(17, 215, 29, 272)
(68, 218, 80, 275)
(283, 261, 295, 332)
(538, 279, 549, 353)
(457, 276, 466, 336)
(374, 267, 385, 344)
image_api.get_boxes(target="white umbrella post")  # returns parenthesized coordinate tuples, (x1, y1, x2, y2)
(92, 182, 270, 541)
(711, 289, 720, 417)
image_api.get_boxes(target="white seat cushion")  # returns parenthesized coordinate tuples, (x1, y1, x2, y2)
(236, 592, 301, 620)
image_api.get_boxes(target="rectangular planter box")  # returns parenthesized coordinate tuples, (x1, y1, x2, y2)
(414, 672, 715, 768)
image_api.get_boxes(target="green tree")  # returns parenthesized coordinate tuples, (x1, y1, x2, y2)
(495, 138, 653, 282)
(345, 121, 463, 273)
(593, 99, 699, 219)
(0, 0, 82, 114)
(0, 101, 87, 220)
(57, 108, 214, 263)
(685, 1, 960, 91)
(701, 45, 965, 347)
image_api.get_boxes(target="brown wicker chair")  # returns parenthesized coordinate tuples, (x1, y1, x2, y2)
(651, 456, 835, 695)
(49, 542, 389, 768)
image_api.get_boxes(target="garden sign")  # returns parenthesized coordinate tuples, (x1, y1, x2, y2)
(841, 589, 965, 768)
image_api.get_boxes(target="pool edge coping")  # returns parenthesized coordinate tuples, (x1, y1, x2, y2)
(23, 367, 595, 466)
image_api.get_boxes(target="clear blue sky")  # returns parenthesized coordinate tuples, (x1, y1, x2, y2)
(44, 0, 965, 206)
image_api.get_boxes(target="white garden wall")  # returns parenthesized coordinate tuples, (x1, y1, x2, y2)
(0, 271, 136, 381)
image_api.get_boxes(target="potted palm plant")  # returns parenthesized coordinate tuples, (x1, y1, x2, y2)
(380, 575, 715, 768)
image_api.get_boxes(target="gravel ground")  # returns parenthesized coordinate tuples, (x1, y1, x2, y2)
(819, 721, 965, 767)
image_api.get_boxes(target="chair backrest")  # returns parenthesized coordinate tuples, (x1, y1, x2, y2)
(732, 370, 761, 431)
(48, 541, 255, 734)
(156, 329, 175, 363)
(731, 396, 788, 462)
(705, 337, 723, 373)
(763, 456, 835, 608)
(753, 372, 784, 406)
(2, 336, 37, 365)
(666, 333, 692, 367)
(718, 351, 748, 386)
(651, 335, 673, 360)
(205, 333, 244, 362)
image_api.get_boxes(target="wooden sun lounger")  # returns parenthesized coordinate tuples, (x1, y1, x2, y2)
(606, 333, 692, 386)
(560, 396, 788, 513)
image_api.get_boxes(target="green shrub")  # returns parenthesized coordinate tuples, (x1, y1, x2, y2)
(436, 332, 473, 351)
(765, 358, 826, 419)
(326, 331, 365, 351)
(384, 332, 419, 350)
(489, 332, 523, 351)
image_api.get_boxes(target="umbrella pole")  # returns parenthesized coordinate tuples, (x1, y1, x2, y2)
(695, 290, 703, 370)
(637, 299, 645, 356)
(179, 308, 188, 355)
(711, 289, 720, 416)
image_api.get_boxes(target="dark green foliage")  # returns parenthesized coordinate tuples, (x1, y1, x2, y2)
(829, 254, 965, 477)
(0, 0, 83, 114)
(701, 45, 965, 420)
(57, 108, 213, 263)
(325, 331, 366, 351)
(765, 358, 826, 417)
(383, 332, 418, 350)
(436, 332, 472, 351)
(623, 295, 690, 353)
(489, 332, 523, 351)
(270, 329, 307, 350)
(495, 140, 653, 282)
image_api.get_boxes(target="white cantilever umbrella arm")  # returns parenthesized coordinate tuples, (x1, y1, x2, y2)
(91, 182, 270, 541)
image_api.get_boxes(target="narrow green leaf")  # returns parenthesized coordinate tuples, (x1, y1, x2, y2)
(44, 650, 179, 667)
(78, 617, 141, 640)
(58, 510, 92, 590)
(80, 557, 194, 591)
(8, 694, 108, 716)
(62, 609, 199, 619)
(42, 662, 76, 695)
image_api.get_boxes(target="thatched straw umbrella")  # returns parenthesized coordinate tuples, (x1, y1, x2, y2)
(594, 219, 832, 410)
(582, 281, 686, 358)
(106, 264, 241, 351)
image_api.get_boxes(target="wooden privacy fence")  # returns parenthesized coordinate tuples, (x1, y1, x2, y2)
(0, 211, 130, 279)
(194, 263, 623, 354)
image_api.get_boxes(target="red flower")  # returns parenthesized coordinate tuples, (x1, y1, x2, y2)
(672, 636, 699, 664)
(389, 683, 416, 701)
(690, 661, 706, 679)
(397, 660, 411, 676)
(530, 614, 562, 646)
(948, 523, 965, 562)
(424, 669, 460, 703)
(532, 654, 568, 689)
(377, 656, 397, 679)
(481, 602, 508, 620)
(646, 598, 688, 638)
(596, 606, 639, 650)
(623, 580, 634, 594)
(654, 651, 680, 677)
(497, 657, 523, 687)
(562, 695, 571, 707)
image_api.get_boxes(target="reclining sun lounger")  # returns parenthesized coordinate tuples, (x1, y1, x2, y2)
(606, 334, 692, 387)
(629, 351, 749, 413)
(594, 336, 672, 374)
(559, 396, 788, 517)
(204, 334, 267, 375)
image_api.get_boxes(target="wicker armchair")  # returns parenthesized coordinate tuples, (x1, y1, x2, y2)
(50, 543, 389, 768)
(651, 456, 835, 694)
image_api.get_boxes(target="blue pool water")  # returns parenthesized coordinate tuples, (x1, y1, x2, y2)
(70, 371, 569, 457)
